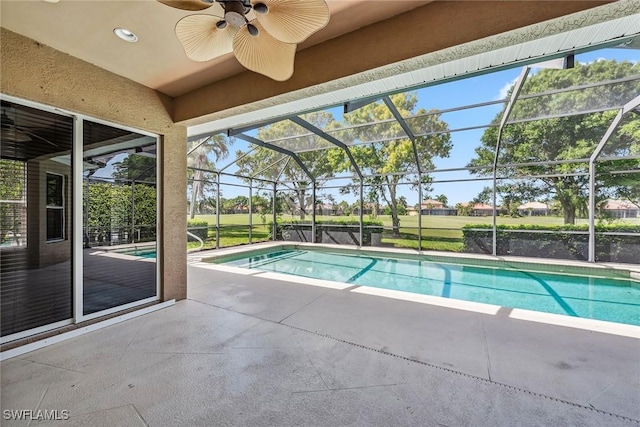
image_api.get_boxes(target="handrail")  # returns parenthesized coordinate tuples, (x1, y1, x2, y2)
(187, 230, 204, 253)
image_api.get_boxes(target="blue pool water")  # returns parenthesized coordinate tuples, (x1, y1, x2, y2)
(221, 249, 640, 326)
(120, 249, 156, 259)
(137, 251, 156, 259)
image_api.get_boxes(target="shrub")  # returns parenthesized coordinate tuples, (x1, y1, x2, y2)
(187, 219, 209, 241)
(270, 219, 384, 245)
(462, 223, 640, 263)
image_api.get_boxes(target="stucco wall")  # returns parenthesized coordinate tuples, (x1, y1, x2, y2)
(1, 28, 187, 302)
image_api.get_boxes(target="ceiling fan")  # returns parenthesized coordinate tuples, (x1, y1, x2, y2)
(1, 102, 58, 147)
(157, 0, 330, 81)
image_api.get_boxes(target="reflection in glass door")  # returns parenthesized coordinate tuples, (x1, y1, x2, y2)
(0, 101, 74, 337)
(82, 121, 158, 315)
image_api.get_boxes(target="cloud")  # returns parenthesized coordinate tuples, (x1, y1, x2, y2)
(497, 77, 518, 100)
(582, 57, 607, 65)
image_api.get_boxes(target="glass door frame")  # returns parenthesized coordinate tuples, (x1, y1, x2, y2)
(0, 94, 161, 342)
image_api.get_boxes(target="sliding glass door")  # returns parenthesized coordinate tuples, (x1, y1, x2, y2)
(0, 98, 159, 340)
(82, 120, 157, 315)
(1, 101, 74, 337)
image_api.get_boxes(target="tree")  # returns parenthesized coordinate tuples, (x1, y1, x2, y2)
(435, 194, 448, 207)
(84, 182, 156, 245)
(187, 135, 229, 219)
(251, 194, 270, 213)
(112, 153, 156, 183)
(397, 195, 408, 215)
(337, 200, 351, 216)
(0, 160, 25, 244)
(335, 93, 452, 236)
(472, 187, 492, 205)
(468, 60, 640, 224)
(221, 196, 248, 214)
(455, 202, 472, 216)
(596, 114, 640, 207)
(236, 112, 341, 219)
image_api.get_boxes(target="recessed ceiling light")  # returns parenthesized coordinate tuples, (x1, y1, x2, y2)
(113, 28, 138, 43)
(42, 0, 60, 3)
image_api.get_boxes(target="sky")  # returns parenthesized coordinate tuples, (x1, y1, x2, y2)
(192, 45, 640, 207)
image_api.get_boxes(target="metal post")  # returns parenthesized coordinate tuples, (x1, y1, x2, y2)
(587, 95, 639, 262)
(272, 182, 277, 241)
(215, 172, 220, 249)
(311, 181, 316, 244)
(130, 179, 135, 243)
(418, 174, 422, 253)
(588, 162, 597, 262)
(359, 181, 364, 247)
(249, 179, 253, 244)
(492, 172, 498, 256)
(492, 66, 530, 256)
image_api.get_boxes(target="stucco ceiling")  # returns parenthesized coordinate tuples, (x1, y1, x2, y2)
(0, 0, 431, 97)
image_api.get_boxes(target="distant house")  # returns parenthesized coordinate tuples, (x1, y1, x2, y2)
(517, 201, 551, 216)
(232, 204, 249, 214)
(600, 200, 640, 219)
(308, 203, 342, 216)
(459, 202, 496, 216)
(419, 199, 457, 216)
(352, 202, 380, 216)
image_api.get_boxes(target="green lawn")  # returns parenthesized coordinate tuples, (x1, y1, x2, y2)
(193, 213, 603, 228)
(188, 214, 639, 252)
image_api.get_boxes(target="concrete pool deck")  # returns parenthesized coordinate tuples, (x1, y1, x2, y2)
(1, 244, 639, 425)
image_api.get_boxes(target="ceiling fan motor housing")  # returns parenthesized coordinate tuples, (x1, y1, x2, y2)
(222, 1, 247, 28)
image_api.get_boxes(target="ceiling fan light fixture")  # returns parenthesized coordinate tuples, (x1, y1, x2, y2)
(254, 0, 329, 44)
(113, 28, 138, 43)
(253, 3, 268, 14)
(247, 23, 259, 36)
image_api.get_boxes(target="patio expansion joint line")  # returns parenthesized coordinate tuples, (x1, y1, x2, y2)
(119, 318, 148, 362)
(299, 348, 331, 392)
(290, 383, 407, 394)
(480, 316, 493, 382)
(276, 291, 330, 324)
(64, 404, 149, 424)
(130, 403, 150, 427)
(27, 387, 48, 427)
(22, 359, 87, 375)
(147, 351, 226, 355)
(193, 299, 640, 425)
(586, 382, 617, 408)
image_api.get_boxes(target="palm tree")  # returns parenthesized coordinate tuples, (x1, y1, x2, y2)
(188, 135, 229, 219)
(435, 194, 448, 207)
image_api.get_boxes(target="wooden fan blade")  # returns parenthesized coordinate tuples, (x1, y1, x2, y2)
(176, 15, 237, 62)
(157, 0, 213, 11)
(253, 0, 329, 44)
(233, 20, 296, 81)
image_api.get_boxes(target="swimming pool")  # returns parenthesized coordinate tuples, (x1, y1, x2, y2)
(118, 248, 156, 259)
(218, 249, 640, 326)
